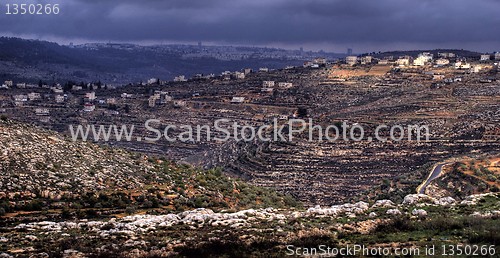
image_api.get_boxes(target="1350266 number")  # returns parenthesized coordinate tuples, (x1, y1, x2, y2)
(442, 245, 496, 256)
(5, 4, 60, 15)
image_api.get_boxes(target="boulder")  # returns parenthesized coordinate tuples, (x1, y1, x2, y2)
(371, 200, 396, 209)
(411, 209, 427, 218)
(386, 209, 402, 216)
(437, 197, 456, 206)
(402, 194, 437, 205)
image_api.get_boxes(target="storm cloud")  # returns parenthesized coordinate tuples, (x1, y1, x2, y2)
(1, 0, 499, 52)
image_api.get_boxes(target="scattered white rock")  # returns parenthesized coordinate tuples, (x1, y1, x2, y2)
(386, 209, 402, 216)
(411, 209, 428, 218)
(306, 201, 369, 217)
(471, 210, 500, 218)
(62, 249, 86, 258)
(371, 200, 395, 209)
(25, 235, 38, 241)
(437, 197, 456, 206)
(460, 193, 496, 206)
(403, 194, 437, 205)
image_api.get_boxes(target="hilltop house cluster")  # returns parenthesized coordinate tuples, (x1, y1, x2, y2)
(343, 51, 500, 72)
(1, 51, 498, 120)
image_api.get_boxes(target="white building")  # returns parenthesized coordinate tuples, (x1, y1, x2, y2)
(85, 92, 96, 101)
(174, 75, 187, 82)
(313, 58, 327, 65)
(164, 95, 173, 102)
(35, 108, 50, 116)
(471, 65, 482, 73)
(361, 56, 372, 65)
(480, 54, 491, 61)
(16, 83, 26, 88)
(278, 82, 293, 89)
(231, 97, 245, 103)
(259, 67, 269, 72)
(413, 53, 433, 66)
(4, 81, 13, 87)
(378, 59, 389, 65)
(121, 93, 133, 98)
(234, 72, 245, 79)
(13, 94, 28, 102)
(396, 57, 410, 67)
(262, 81, 275, 87)
(435, 59, 450, 66)
(147, 78, 159, 85)
(345, 56, 358, 66)
(438, 52, 456, 58)
(454, 61, 471, 70)
(495, 52, 500, 60)
(55, 95, 65, 103)
(148, 95, 159, 107)
(27, 92, 41, 101)
(419, 52, 434, 61)
(413, 57, 426, 66)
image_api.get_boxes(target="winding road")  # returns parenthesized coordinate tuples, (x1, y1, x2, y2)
(417, 162, 452, 194)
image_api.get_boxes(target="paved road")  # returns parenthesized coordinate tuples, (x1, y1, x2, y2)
(418, 162, 451, 194)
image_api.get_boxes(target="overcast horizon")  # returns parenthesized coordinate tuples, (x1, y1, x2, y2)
(1, 0, 500, 53)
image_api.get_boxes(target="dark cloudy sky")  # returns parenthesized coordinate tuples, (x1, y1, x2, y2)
(1, 0, 499, 53)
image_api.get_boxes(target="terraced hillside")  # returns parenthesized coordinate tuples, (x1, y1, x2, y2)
(2, 63, 499, 206)
(0, 119, 298, 223)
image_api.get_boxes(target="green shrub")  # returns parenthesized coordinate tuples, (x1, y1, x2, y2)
(125, 206, 137, 215)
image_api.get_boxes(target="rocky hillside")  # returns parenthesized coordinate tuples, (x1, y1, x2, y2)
(0, 119, 298, 220)
(0, 119, 498, 257)
(425, 156, 500, 198)
(361, 154, 500, 204)
(1, 192, 498, 257)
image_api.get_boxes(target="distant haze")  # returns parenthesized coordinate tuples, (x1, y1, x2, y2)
(1, 0, 500, 53)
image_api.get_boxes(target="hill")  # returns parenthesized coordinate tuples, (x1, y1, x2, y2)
(0, 120, 499, 257)
(0, 37, 317, 84)
(367, 49, 481, 59)
(0, 118, 299, 221)
(424, 156, 500, 198)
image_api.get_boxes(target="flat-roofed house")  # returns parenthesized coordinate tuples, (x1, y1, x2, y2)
(27, 92, 41, 101)
(278, 82, 293, 89)
(262, 81, 275, 87)
(361, 56, 372, 64)
(346, 56, 358, 66)
(480, 54, 491, 61)
(55, 95, 65, 103)
(231, 97, 245, 103)
(35, 108, 50, 116)
(435, 59, 450, 66)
